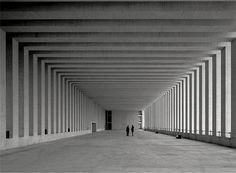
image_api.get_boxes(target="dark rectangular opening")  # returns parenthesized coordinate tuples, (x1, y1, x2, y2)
(45, 129, 48, 135)
(6, 130, 10, 139)
(105, 110, 112, 130)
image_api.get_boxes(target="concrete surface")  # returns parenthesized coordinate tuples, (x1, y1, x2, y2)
(112, 110, 139, 130)
(1, 130, 236, 173)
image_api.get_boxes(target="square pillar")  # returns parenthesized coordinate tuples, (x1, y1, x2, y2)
(47, 65, 51, 135)
(0, 29, 7, 149)
(13, 39, 19, 138)
(41, 61, 45, 135)
(198, 66, 202, 135)
(33, 56, 38, 136)
(231, 39, 236, 142)
(53, 70, 57, 134)
(189, 73, 192, 134)
(204, 61, 209, 136)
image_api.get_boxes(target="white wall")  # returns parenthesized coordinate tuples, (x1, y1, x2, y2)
(112, 110, 139, 130)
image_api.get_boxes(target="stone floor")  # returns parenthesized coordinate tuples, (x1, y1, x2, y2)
(0, 130, 236, 172)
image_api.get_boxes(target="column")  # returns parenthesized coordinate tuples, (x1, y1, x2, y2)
(221, 47, 226, 137)
(174, 86, 176, 132)
(185, 77, 189, 134)
(62, 77, 65, 132)
(53, 70, 57, 134)
(216, 52, 221, 137)
(231, 39, 236, 142)
(0, 29, 6, 148)
(41, 61, 45, 135)
(64, 79, 68, 132)
(176, 84, 179, 132)
(182, 79, 186, 133)
(198, 66, 202, 135)
(189, 74, 192, 134)
(225, 43, 231, 138)
(44, 64, 48, 135)
(205, 61, 209, 136)
(202, 63, 206, 135)
(194, 70, 197, 134)
(46, 65, 51, 135)
(208, 58, 213, 136)
(179, 81, 182, 132)
(57, 73, 61, 133)
(33, 56, 38, 136)
(13, 39, 19, 138)
(212, 55, 217, 136)
(24, 48, 29, 137)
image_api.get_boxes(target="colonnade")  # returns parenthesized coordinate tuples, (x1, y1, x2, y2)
(0, 29, 105, 150)
(144, 39, 236, 147)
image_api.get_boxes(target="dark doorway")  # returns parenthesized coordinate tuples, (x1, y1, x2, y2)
(105, 111, 112, 130)
(92, 122, 96, 132)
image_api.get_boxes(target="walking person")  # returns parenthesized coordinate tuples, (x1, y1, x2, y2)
(131, 125, 134, 136)
(126, 125, 130, 136)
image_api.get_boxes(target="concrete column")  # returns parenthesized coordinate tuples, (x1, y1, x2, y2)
(0, 29, 7, 148)
(202, 63, 206, 135)
(198, 66, 202, 135)
(172, 88, 175, 132)
(62, 77, 65, 132)
(71, 84, 74, 132)
(176, 84, 179, 132)
(170, 89, 172, 131)
(65, 80, 69, 132)
(82, 91, 84, 131)
(221, 47, 226, 137)
(185, 77, 189, 133)
(53, 70, 57, 134)
(33, 56, 38, 136)
(47, 65, 51, 135)
(79, 90, 81, 131)
(82, 92, 84, 130)
(76, 90, 82, 131)
(57, 74, 61, 133)
(173, 86, 177, 131)
(70, 84, 73, 132)
(231, 39, 236, 142)
(41, 61, 45, 135)
(169, 90, 171, 131)
(44, 64, 48, 134)
(74, 86, 76, 131)
(182, 79, 186, 133)
(194, 70, 197, 134)
(159, 96, 162, 130)
(225, 43, 231, 138)
(6, 36, 13, 138)
(216, 52, 222, 137)
(212, 55, 217, 136)
(12, 39, 19, 138)
(208, 58, 213, 135)
(189, 74, 192, 134)
(205, 61, 209, 136)
(165, 93, 167, 130)
(24, 48, 29, 137)
(167, 92, 169, 131)
(196, 67, 201, 135)
(179, 81, 182, 132)
(73, 86, 76, 132)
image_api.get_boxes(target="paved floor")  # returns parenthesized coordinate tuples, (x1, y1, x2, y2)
(0, 130, 236, 172)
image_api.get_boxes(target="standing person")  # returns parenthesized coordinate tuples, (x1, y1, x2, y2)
(126, 125, 130, 136)
(131, 125, 134, 136)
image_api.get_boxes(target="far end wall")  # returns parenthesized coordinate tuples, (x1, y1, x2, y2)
(112, 110, 139, 130)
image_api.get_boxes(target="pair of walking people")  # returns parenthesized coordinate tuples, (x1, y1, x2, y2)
(126, 125, 134, 136)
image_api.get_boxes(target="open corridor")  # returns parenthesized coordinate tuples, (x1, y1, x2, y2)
(1, 130, 236, 172)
